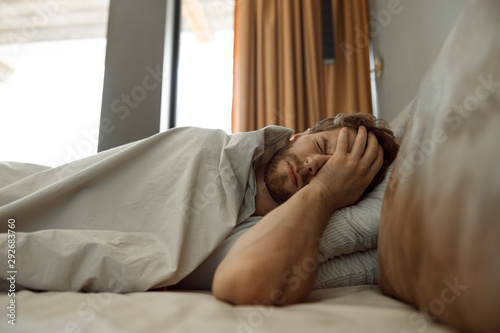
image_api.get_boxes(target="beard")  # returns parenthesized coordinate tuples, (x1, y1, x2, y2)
(264, 144, 302, 205)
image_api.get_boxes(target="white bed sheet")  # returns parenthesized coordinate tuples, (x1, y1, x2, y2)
(0, 285, 458, 333)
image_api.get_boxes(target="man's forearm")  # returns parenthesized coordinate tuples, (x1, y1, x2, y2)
(212, 183, 337, 305)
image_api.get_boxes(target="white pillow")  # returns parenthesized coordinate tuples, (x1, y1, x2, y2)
(314, 249, 378, 289)
(316, 164, 393, 263)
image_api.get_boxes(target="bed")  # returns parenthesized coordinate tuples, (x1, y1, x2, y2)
(1, 0, 499, 332)
(2, 285, 457, 333)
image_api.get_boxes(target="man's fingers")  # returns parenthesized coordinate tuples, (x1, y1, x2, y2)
(358, 133, 383, 183)
(335, 127, 349, 156)
(360, 132, 379, 164)
(350, 126, 368, 159)
(366, 145, 384, 177)
(373, 145, 384, 176)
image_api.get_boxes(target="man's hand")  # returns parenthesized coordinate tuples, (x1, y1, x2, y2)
(310, 126, 384, 211)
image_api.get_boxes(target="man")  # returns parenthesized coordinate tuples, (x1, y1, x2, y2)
(255, 113, 398, 215)
(0, 113, 398, 301)
(178, 113, 399, 304)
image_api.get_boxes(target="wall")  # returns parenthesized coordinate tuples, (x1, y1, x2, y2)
(369, 0, 467, 121)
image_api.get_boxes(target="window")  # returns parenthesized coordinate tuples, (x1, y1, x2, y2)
(175, 0, 235, 133)
(0, 0, 236, 165)
(0, 0, 110, 166)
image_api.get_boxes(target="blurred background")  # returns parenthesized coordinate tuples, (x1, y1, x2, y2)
(0, 0, 465, 166)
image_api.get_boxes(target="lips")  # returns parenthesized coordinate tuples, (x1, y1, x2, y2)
(287, 162, 298, 188)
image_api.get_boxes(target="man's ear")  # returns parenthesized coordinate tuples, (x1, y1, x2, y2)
(289, 128, 310, 142)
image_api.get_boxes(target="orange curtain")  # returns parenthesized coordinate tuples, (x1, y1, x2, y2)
(232, 0, 372, 133)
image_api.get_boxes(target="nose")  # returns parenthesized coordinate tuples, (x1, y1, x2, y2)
(304, 154, 329, 176)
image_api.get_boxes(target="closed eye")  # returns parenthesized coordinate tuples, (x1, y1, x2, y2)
(316, 141, 323, 154)
(316, 141, 325, 155)
(316, 137, 329, 155)
(316, 137, 328, 155)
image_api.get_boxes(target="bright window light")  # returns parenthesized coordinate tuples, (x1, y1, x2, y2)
(175, 0, 234, 134)
(0, 39, 106, 167)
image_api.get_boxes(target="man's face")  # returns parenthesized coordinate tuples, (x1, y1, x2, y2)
(264, 128, 357, 205)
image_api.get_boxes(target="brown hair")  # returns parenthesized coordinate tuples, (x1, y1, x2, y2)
(308, 113, 399, 196)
